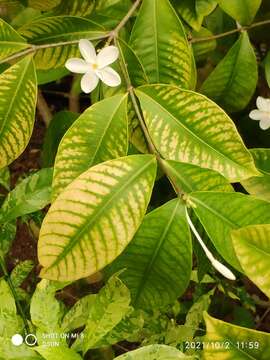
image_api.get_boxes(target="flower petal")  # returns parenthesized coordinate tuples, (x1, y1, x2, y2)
(211, 259, 236, 280)
(65, 58, 89, 74)
(97, 46, 119, 68)
(97, 66, 121, 87)
(79, 39, 97, 64)
(256, 96, 270, 112)
(80, 71, 99, 93)
(249, 109, 264, 121)
(259, 118, 270, 130)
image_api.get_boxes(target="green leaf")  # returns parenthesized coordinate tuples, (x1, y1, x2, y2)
(162, 160, 233, 193)
(38, 155, 157, 281)
(41, 111, 78, 168)
(173, 0, 217, 32)
(19, 16, 106, 70)
(77, 274, 131, 354)
(30, 279, 65, 334)
(217, 0, 262, 25)
(114, 344, 194, 359)
(242, 148, 270, 201)
(189, 191, 270, 271)
(0, 168, 53, 223)
(135, 84, 258, 182)
(52, 0, 95, 16)
(0, 18, 28, 62)
(129, 0, 196, 89)
(36, 346, 82, 360)
(0, 55, 37, 169)
(106, 199, 192, 310)
(265, 51, 270, 88)
(52, 94, 128, 200)
(61, 294, 96, 332)
(203, 312, 270, 359)
(10, 260, 34, 289)
(232, 224, 270, 299)
(0, 167, 10, 191)
(192, 27, 217, 62)
(28, 0, 61, 10)
(201, 32, 258, 112)
(91, 0, 132, 28)
(0, 221, 16, 257)
(0, 336, 41, 360)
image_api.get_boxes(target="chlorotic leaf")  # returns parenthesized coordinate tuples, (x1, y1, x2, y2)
(162, 160, 233, 193)
(135, 84, 258, 182)
(0, 55, 37, 169)
(28, 0, 61, 10)
(192, 27, 217, 62)
(0, 18, 28, 62)
(203, 312, 270, 359)
(189, 191, 270, 271)
(0, 221, 16, 257)
(38, 155, 157, 281)
(106, 199, 192, 310)
(114, 344, 194, 359)
(129, 0, 196, 89)
(0, 167, 10, 191)
(242, 148, 270, 201)
(232, 224, 270, 298)
(201, 32, 258, 112)
(217, 0, 262, 25)
(0, 336, 40, 360)
(19, 16, 106, 70)
(52, 0, 95, 16)
(36, 346, 82, 360)
(0, 168, 53, 223)
(52, 94, 128, 200)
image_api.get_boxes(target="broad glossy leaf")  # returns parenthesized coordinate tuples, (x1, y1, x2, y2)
(0, 56, 37, 169)
(162, 160, 233, 193)
(192, 27, 217, 62)
(173, 0, 217, 31)
(0, 167, 10, 191)
(232, 224, 270, 298)
(28, 0, 61, 10)
(0, 168, 53, 223)
(129, 0, 196, 89)
(36, 346, 82, 360)
(91, 0, 132, 28)
(203, 312, 270, 359)
(107, 199, 192, 309)
(135, 84, 258, 182)
(19, 17, 106, 70)
(53, 94, 128, 200)
(38, 155, 157, 281)
(242, 148, 270, 201)
(217, 0, 262, 25)
(189, 191, 270, 270)
(115, 344, 193, 359)
(0, 221, 16, 256)
(201, 32, 258, 112)
(78, 275, 131, 353)
(0, 18, 28, 62)
(53, 0, 95, 16)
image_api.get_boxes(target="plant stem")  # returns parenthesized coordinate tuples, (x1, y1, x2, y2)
(191, 19, 270, 43)
(37, 89, 52, 127)
(0, 254, 30, 335)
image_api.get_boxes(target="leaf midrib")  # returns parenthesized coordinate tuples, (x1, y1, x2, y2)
(46, 156, 155, 271)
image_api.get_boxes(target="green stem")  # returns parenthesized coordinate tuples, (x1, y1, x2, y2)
(0, 254, 30, 335)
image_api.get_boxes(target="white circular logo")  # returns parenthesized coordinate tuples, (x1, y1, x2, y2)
(25, 334, 38, 346)
(11, 334, 23, 346)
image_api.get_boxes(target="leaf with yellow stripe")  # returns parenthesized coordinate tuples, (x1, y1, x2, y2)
(135, 84, 258, 182)
(19, 16, 106, 70)
(53, 0, 95, 16)
(52, 94, 128, 200)
(232, 224, 270, 299)
(38, 155, 157, 281)
(203, 312, 270, 359)
(28, 0, 61, 10)
(129, 0, 196, 89)
(0, 55, 37, 169)
(0, 18, 28, 62)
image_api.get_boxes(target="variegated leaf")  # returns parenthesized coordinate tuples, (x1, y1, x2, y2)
(53, 94, 128, 200)
(129, 0, 196, 89)
(38, 155, 157, 281)
(135, 84, 258, 182)
(19, 16, 106, 70)
(53, 0, 95, 16)
(28, 0, 61, 10)
(0, 55, 37, 169)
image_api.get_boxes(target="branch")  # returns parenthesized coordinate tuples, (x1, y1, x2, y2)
(37, 89, 52, 127)
(191, 19, 270, 43)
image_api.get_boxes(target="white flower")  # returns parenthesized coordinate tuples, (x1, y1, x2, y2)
(65, 39, 121, 94)
(249, 96, 270, 130)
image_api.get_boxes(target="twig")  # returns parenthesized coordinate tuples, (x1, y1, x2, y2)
(69, 75, 80, 113)
(191, 19, 270, 43)
(37, 89, 52, 127)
